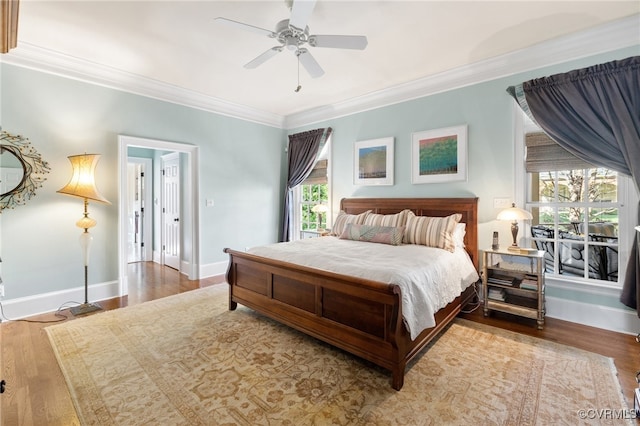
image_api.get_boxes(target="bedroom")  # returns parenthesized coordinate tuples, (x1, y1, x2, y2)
(1, 0, 639, 423)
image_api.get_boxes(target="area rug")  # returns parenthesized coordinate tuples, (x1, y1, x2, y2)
(46, 284, 630, 425)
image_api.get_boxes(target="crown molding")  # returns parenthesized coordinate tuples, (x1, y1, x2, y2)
(1, 14, 638, 130)
(284, 14, 640, 128)
(1, 43, 286, 128)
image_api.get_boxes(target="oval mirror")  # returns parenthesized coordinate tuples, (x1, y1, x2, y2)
(0, 147, 26, 196)
(0, 130, 50, 212)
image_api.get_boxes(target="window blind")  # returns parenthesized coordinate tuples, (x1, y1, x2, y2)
(525, 132, 595, 172)
(302, 159, 327, 185)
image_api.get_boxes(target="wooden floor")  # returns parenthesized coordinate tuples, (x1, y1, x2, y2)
(0, 262, 637, 425)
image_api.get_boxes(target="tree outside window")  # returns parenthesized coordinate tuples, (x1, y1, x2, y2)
(300, 183, 328, 231)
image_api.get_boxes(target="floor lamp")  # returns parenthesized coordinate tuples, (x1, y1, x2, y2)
(57, 154, 111, 315)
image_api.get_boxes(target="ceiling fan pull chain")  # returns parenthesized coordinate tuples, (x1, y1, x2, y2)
(295, 51, 302, 92)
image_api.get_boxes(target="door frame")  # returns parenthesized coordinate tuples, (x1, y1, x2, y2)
(117, 135, 200, 297)
(127, 157, 153, 262)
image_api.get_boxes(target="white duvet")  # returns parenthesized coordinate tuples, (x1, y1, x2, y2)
(248, 236, 479, 340)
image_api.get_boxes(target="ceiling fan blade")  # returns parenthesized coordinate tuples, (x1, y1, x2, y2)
(214, 17, 275, 38)
(289, 0, 316, 30)
(244, 47, 283, 69)
(309, 35, 368, 50)
(296, 48, 324, 78)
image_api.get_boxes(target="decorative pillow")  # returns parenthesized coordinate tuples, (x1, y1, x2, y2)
(403, 211, 462, 252)
(453, 223, 466, 248)
(330, 210, 371, 236)
(363, 209, 411, 228)
(340, 224, 405, 246)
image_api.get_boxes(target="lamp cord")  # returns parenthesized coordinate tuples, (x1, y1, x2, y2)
(0, 300, 74, 324)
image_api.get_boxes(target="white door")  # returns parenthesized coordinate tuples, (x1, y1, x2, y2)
(126, 158, 153, 263)
(162, 153, 181, 270)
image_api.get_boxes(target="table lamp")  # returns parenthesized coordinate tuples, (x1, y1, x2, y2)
(497, 203, 533, 252)
(311, 204, 328, 231)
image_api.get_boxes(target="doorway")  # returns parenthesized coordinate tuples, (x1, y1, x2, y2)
(118, 135, 200, 297)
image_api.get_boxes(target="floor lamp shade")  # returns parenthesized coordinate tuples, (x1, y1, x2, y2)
(57, 154, 110, 204)
(57, 154, 111, 315)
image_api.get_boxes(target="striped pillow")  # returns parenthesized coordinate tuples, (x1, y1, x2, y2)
(330, 210, 371, 236)
(404, 211, 462, 252)
(340, 224, 405, 246)
(363, 209, 411, 228)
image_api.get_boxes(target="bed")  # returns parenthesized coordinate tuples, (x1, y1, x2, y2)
(224, 197, 479, 390)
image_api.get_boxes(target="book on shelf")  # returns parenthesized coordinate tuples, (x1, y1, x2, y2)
(507, 246, 538, 255)
(487, 288, 506, 301)
(520, 282, 538, 291)
(520, 276, 538, 290)
(487, 274, 515, 286)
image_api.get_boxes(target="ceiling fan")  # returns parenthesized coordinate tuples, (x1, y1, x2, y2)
(214, 0, 368, 80)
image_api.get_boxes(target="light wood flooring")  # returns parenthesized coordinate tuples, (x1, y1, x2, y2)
(0, 262, 637, 425)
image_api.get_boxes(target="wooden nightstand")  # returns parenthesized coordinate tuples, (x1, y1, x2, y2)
(482, 248, 546, 329)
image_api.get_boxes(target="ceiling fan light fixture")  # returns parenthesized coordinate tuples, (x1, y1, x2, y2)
(216, 0, 366, 78)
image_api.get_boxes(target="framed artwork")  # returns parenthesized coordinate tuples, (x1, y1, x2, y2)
(411, 125, 467, 184)
(354, 137, 394, 186)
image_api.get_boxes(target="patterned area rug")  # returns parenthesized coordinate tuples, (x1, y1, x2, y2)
(46, 284, 630, 425)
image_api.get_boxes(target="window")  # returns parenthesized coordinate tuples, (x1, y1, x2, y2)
(300, 180, 328, 231)
(525, 131, 622, 284)
(292, 139, 331, 240)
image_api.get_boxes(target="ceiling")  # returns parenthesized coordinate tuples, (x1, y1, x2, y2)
(5, 1, 640, 127)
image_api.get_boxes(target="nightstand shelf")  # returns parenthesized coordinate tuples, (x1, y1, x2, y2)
(482, 248, 545, 329)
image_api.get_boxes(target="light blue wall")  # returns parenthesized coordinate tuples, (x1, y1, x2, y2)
(1, 46, 637, 312)
(293, 47, 638, 222)
(1, 64, 285, 299)
(289, 46, 639, 311)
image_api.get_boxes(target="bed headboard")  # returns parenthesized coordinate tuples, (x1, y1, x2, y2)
(340, 197, 479, 271)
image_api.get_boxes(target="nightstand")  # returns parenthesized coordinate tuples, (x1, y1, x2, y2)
(300, 229, 330, 239)
(482, 248, 545, 329)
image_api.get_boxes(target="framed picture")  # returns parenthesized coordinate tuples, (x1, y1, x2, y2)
(354, 137, 394, 186)
(411, 125, 467, 184)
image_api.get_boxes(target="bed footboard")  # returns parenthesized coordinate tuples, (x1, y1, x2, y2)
(224, 247, 476, 390)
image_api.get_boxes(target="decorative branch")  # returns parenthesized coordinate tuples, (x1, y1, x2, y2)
(0, 129, 50, 211)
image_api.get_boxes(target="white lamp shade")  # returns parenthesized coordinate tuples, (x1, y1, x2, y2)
(311, 204, 328, 213)
(497, 203, 533, 221)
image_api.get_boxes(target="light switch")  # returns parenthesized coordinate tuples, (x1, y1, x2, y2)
(494, 198, 511, 209)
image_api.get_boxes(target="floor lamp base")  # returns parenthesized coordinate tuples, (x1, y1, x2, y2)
(70, 302, 102, 316)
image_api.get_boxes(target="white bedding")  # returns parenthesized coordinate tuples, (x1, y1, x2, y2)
(248, 236, 479, 340)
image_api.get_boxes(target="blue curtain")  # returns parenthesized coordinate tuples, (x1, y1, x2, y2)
(507, 56, 640, 315)
(280, 128, 332, 242)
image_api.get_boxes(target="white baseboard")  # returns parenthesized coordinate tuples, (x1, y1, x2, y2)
(0, 280, 120, 320)
(200, 260, 229, 279)
(546, 295, 640, 336)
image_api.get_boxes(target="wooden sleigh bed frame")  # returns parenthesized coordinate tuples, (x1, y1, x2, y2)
(224, 197, 479, 390)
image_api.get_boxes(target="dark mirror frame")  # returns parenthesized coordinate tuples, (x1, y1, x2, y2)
(0, 130, 51, 212)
